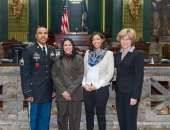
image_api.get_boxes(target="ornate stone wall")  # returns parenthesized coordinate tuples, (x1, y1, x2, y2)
(0, 66, 170, 130)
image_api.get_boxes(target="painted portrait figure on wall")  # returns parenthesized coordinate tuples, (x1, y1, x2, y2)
(151, 0, 170, 36)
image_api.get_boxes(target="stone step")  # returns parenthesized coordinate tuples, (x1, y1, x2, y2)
(21, 129, 57, 130)
(150, 129, 170, 130)
(21, 129, 119, 130)
(20, 128, 170, 130)
(5, 128, 170, 130)
(20, 128, 119, 130)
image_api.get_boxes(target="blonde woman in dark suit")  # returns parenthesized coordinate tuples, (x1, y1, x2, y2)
(82, 32, 114, 130)
(51, 38, 84, 130)
(115, 28, 144, 130)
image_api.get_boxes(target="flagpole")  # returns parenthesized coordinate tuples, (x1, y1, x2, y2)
(47, 0, 49, 29)
(66, 0, 68, 7)
(103, 0, 105, 32)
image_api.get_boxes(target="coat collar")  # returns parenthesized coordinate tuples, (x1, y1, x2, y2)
(117, 49, 136, 65)
(84, 50, 108, 73)
(60, 56, 77, 75)
(120, 46, 135, 53)
(121, 52, 133, 63)
(34, 42, 49, 58)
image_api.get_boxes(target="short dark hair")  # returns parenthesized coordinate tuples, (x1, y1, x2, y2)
(59, 38, 76, 59)
(88, 32, 107, 51)
(36, 26, 47, 34)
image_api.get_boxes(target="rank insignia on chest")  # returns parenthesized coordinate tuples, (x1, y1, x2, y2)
(33, 52, 40, 60)
(20, 58, 24, 66)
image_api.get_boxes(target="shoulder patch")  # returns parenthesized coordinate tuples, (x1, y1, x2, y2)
(20, 58, 24, 66)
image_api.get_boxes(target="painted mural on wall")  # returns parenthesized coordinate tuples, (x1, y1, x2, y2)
(151, 0, 170, 36)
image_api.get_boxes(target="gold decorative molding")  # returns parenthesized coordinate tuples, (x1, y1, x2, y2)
(8, 0, 29, 41)
(123, 0, 143, 40)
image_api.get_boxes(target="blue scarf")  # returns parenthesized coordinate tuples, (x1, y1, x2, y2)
(88, 48, 107, 67)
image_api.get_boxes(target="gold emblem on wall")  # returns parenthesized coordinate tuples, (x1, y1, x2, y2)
(123, 0, 143, 40)
(128, 0, 140, 19)
(8, 0, 28, 41)
(10, 0, 23, 18)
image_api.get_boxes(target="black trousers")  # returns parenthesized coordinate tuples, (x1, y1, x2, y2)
(56, 101, 82, 130)
(83, 86, 109, 130)
(116, 90, 139, 130)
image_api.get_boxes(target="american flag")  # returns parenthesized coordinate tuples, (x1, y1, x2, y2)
(61, 0, 70, 34)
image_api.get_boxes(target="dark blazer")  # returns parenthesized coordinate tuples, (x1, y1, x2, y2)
(20, 42, 56, 103)
(51, 55, 84, 102)
(115, 48, 144, 99)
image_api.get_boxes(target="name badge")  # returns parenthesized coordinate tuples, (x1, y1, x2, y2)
(33, 52, 40, 60)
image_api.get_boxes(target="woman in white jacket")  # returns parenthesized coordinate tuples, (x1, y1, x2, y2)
(82, 32, 114, 130)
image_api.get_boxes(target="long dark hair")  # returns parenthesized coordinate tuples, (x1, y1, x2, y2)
(59, 38, 76, 59)
(88, 32, 107, 51)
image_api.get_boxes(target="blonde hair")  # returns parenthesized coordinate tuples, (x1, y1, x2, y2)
(116, 28, 136, 46)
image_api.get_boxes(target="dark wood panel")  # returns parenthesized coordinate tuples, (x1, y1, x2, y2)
(0, 64, 19, 66)
(1, 38, 23, 59)
(55, 34, 90, 50)
(0, 85, 2, 94)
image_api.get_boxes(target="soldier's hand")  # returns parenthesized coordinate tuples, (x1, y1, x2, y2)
(25, 97, 34, 102)
(52, 92, 56, 98)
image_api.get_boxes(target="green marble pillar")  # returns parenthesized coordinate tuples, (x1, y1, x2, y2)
(143, 0, 151, 42)
(29, 0, 39, 42)
(112, 0, 122, 42)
